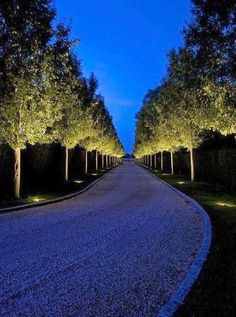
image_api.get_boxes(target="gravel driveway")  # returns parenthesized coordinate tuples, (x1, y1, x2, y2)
(0, 162, 203, 317)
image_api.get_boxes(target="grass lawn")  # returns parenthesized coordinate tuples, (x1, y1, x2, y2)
(144, 166, 236, 317)
(0, 166, 114, 210)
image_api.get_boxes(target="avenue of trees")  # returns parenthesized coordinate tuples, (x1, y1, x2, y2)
(0, 0, 124, 198)
(134, 0, 236, 181)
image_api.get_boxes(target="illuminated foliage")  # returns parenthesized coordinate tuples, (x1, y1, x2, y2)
(135, 2, 236, 181)
(0, 0, 61, 197)
(0, 0, 123, 197)
(184, 0, 236, 82)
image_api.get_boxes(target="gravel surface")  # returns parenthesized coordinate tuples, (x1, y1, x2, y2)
(0, 162, 203, 317)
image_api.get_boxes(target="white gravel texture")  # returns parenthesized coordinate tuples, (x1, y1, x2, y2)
(0, 161, 203, 317)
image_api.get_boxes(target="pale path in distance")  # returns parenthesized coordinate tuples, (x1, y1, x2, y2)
(0, 161, 203, 317)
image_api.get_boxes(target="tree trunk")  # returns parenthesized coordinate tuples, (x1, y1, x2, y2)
(106, 155, 108, 167)
(150, 155, 152, 168)
(95, 150, 98, 171)
(154, 153, 157, 169)
(190, 147, 195, 181)
(64, 146, 69, 182)
(160, 151, 164, 171)
(84, 149, 88, 175)
(14, 148, 21, 199)
(101, 154, 104, 169)
(170, 151, 174, 175)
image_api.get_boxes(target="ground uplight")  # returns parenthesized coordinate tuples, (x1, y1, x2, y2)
(216, 201, 236, 208)
(74, 180, 83, 184)
(31, 196, 45, 203)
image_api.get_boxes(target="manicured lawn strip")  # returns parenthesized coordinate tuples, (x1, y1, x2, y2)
(0, 167, 115, 209)
(144, 166, 236, 317)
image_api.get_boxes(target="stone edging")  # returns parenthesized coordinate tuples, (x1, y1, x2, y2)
(0, 166, 119, 214)
(140, 165, 212, 317)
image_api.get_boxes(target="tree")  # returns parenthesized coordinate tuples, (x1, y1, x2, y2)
(134, 49, 205, 180)
(0, 0, 124, 199)
(0, 0, 61, 198)
(185, 0, 236, 82)
(50, 24, 95, 181)
(78, 79, 124, 173)
(135, 0, 235, 182)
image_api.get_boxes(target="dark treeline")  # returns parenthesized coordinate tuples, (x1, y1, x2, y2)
(135, 0, 236, 186)
(0, 0, 124, 199)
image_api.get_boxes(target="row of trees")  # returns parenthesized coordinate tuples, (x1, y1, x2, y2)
(134, 0, 236, 180)
(0, 0, 124, 198)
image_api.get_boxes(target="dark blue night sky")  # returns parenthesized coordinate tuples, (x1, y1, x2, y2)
(54, 0, 192, 153)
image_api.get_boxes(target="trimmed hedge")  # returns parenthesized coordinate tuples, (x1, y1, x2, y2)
(0, 144, 99, 199)
(161, 149, 236, 190)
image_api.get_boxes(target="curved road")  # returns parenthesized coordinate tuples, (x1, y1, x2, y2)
(0, 162, 203, 317)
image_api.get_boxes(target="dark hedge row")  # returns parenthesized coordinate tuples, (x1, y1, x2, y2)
(0, 144, 103, 199)
(157, 149, 236, 191)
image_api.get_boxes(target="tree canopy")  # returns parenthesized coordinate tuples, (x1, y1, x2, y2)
(134, 0, 235, 180)
(0, 0, 124, 197)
